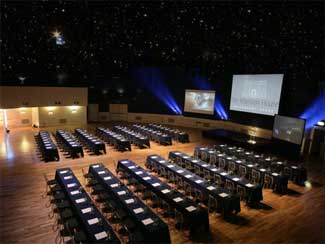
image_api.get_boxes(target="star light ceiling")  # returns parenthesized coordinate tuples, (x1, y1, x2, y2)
(0, 1, 322, 85)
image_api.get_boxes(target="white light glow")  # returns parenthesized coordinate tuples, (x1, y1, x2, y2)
(69, 105, 80, 110)
(46, 106, 56, 111)
(317, 121, 325, 126)
(305, 181, 312, 189)
(52, 30, 60, 38)
(19, 107, 26, 114)
(247, 139, 257, 145)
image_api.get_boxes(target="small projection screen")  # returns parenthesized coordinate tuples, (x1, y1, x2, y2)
(184, 89, 216, 115)
(272, 115, 306, 145)
(230, 74, 284, 116)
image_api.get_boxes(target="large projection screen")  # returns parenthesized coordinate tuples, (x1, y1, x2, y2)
(184, 89, 215, 115)
(230, 74, 284, 116)
(272, 115, 305, 145)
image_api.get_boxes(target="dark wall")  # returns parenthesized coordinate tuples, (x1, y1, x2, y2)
(89, 66, 321, 130)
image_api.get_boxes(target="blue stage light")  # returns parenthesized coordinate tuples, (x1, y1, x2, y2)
(190, 72, 228, 119)
(300, 94, 325, 129)
(133, 68, 182, 114)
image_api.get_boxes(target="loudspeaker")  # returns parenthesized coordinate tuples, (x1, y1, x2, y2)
(309, 126, 325, 158)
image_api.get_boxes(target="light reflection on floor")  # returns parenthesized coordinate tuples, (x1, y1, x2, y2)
(20, 136, 31, 153)
(0, 130, 33, 167)
(0, 134, 15, 166)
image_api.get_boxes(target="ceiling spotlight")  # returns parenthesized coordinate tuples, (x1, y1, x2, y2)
(18, 75, 26, 84)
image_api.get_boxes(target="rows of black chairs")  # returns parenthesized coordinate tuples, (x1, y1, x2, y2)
(35, 131, 60, 162)
(43, 169, 120, 244)
(96, 127, 131, 152)
(84, 163, 171, 243)
(55, 129, 84, 159)
(147, 124, 190, 143)
(169, 151, 263, 205)
(113, 126, 150, 149)
(213, 144, 307, 185)
(74, 129, 106, 155)
(116, 159, 210, 238)
(146, 155, 241, 218)
(196, 144, 306, 188)
(195, 146, 289, 193)
(132, 124, 172, 146)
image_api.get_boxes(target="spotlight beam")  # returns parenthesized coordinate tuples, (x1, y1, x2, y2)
(134, 68, 182, 115)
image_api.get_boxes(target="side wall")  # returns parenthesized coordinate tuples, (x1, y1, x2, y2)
(38, 106, 87, 127)
(0, 86, 88, 109)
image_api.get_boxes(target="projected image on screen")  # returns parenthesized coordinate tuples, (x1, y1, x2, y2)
(273, 115, 305, 145)
(230, 74, 284, 116)
(184, 89, 215, 115)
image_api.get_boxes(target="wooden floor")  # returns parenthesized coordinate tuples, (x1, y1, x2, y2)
(0, 123, 325, 244)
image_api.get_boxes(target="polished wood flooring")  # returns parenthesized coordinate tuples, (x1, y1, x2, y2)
(0, 123, 325, 244)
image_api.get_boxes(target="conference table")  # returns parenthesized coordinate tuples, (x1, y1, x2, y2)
(38, 131, 60, 162)
(55, 168, 120, 243)
(56, 129, 84, 158)
(74, 129, 106, 155)
(169, 151, 263, 205)
(132, 124, 172, 146)
(146, 155, 241, 217)
(96, 127, 131, 152)
(88, 163, 171, 243)
(116, 159, 210, 237)
(195, 146, 289, 193)
(113, 126, 150, 149)
(147, 124, 189, 143)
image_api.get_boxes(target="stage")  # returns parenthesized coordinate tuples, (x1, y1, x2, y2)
(202, 128, 271, 148)
(202, 128, 303, 160)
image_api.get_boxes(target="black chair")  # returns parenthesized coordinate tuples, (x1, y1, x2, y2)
(129, 231, 144, 244)
(43, 173, 59, 198)
(225, 180, 235, 193)
(251, 169, 261, 184)
(82, 168, 94, 184)
(238, 165, 247, 178)
(96, 192, 110, 203)
(91, 184, 105, 195)
(264, 174, 274, 189)
(73, 230, 87, 244)
(237, 185, 246, 201)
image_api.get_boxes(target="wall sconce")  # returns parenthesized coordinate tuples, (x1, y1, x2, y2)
(46, 106, 55, 115)
(69, 105, 79, 114)
(46, 106, 56, 111)
(19, 107, 26, 114)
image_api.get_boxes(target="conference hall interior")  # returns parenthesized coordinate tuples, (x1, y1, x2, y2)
(1, 1, 324, 244)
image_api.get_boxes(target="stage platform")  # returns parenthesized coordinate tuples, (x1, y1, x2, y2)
(202, 128, 272, 151)
(202, 128, 303, 160)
